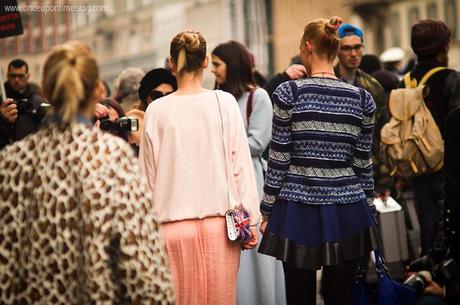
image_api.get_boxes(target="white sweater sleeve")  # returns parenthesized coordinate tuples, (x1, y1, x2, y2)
(226, 93, 261, 225)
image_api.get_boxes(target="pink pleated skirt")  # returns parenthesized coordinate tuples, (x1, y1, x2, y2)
(161, 216, 241, 305)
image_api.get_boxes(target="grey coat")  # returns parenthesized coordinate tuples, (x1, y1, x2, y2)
(237, 87, 273, 199)
(236, 87, 286, 305)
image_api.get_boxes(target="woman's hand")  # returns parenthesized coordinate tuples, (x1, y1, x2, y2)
(424, 280, 444, 298)
(241, 226, 258, 250)
(260, 221, 268, 235)
(95, 103, 109, 119)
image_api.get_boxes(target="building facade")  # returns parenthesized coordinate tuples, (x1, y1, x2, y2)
(1, 0, 272, 88)
(270, 0, 352, 72)
(348, 0, 460, 68)
(0, 0, 72, 83)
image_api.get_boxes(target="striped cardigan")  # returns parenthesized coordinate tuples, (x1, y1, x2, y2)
(261, 77, 376, 215)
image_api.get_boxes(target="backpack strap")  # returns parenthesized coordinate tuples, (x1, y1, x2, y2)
(419, 67, 448, 87)
(403, 72, 416, 88)
(404, 67, 448, 88)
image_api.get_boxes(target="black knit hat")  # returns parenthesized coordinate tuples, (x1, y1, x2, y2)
(138, 68, 178, 101)
(411, 19, 451, 57)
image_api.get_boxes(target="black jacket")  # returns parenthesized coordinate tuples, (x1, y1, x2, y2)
(0, 82, 46, 149)
(263, 72, 291, 104)
(445, 107, 460, 261)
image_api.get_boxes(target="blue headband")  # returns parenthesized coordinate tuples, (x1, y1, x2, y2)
(338, 23, 364, 41)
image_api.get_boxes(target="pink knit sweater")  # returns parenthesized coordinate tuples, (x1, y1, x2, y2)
(139, 90, 260, 225)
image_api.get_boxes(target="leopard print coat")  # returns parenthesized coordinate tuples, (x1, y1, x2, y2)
(0, 123, 175, 305)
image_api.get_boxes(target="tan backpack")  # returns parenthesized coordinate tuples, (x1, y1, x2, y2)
(380, 67, 446, 178)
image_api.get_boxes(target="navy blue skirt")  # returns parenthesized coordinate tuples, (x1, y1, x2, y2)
(258, 199, 380, 270)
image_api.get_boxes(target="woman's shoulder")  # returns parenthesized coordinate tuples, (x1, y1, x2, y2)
(272, 80, 297, 104)
(215, 89, 237, 102)
(253, 87, 270, 99)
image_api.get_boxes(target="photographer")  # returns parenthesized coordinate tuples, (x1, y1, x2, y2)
(409, 100, 460, 305)
(405, 222, 460, 305)
(95, 98, 128, 140)
(96, 98, 139, 154)
(0, 59, 46, 149)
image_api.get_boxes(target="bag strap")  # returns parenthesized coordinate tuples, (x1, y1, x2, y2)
(215, 91, 231, 209)
(246, 90, 255, 127)
(419, 67, 447, 86)
(404, 66, 448, 88)
(373, 248, 390, 276)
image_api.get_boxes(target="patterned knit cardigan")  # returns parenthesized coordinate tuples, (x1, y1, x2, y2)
(261, 78, 376, 215)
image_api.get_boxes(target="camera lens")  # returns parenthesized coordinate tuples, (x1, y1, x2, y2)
(99, 118, 114, 131)
(16, 99, 36, 114)
(403, 273, 428, 294)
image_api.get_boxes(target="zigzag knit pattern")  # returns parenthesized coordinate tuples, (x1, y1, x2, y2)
(261, 78, 376, 215)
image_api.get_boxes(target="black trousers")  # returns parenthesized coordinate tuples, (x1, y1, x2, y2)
(283, 259, 360, 305)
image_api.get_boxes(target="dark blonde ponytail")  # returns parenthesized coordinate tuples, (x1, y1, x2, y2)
(42, 43, 99, 121)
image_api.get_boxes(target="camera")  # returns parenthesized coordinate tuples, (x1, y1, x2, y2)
(11, 98, 50, 115)
(403, 271, 431, 294)
(405, 256, 460, 294)
(14, 98, 37, 115)
(99, 116, 139, 133)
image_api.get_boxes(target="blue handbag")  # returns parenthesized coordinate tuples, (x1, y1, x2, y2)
(353, 249, 417, 305)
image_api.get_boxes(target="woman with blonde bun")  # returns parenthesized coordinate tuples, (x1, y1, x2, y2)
(258, 17, 379, 305)
(0, 42, 175, 304)
(139, 31, 260, 305)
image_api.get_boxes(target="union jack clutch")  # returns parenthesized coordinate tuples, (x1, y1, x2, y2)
(225, 209, 251, 242)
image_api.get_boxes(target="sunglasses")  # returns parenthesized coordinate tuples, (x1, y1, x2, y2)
(8, 73, 26, 79)
(149, 90, 172, 101)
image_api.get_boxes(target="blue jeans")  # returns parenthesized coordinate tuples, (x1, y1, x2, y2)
(414, 172, 445, 256)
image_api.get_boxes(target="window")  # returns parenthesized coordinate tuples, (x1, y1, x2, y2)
(105, 33, 114, 50)
(445, 0, 458, 39)
(408, 6, 420, 27)
(34, 64, 40, 78)
(45, 13, 53, 27)
(75, 11, 86, 27)
(60, 32, 67, 43)
(427, 3, 438, 19)
(30, 14, 40, 28)
(58, 12, 66, 24)
(33, 36, 41, 52)
(7, 39, 16, 55)
(22, 14, 29, 27)
(129, 31, 140, 54)
(23, 39, 29, 53)
(390, 12, 401, 47)
(47, 35, 55, 49)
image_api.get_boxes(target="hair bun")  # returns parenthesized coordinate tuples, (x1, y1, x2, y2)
(179, 31, 201, 52)
(325, 16, 343, 33)
(67, 54, 77, 66)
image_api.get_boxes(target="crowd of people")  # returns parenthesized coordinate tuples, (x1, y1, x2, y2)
(0, 15, 459, 305)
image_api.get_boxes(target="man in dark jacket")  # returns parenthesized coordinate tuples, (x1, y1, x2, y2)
(0, 59, 46, 149)
(404, 19, 460, 256)
(334, 23, 390, 195)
